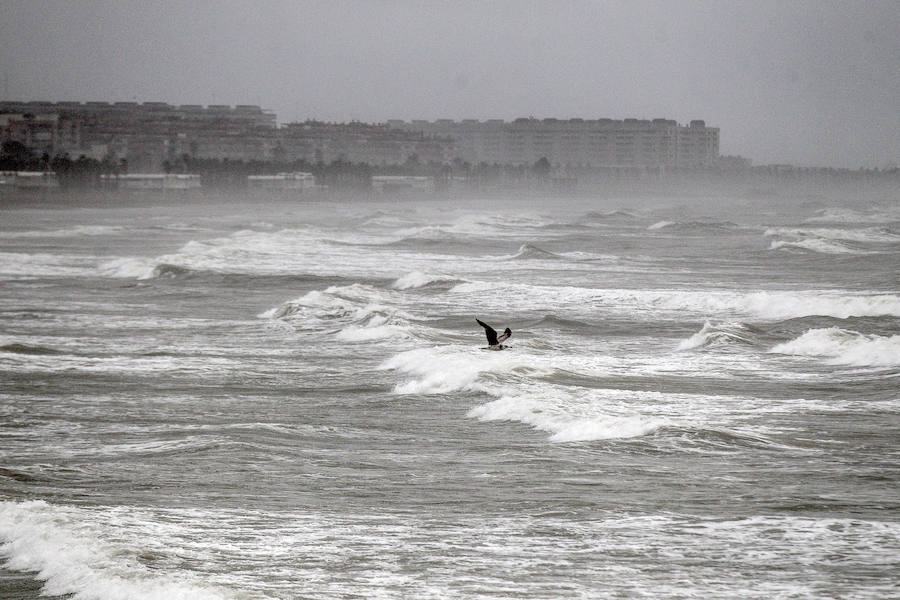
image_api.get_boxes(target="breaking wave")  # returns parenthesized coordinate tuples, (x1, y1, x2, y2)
(646, 220, 741, 233)
(677, 321, 758, 350)
(765, 226, 900, 244)
(450, 282, 900, 320)
(805, 207, 900, 225)
(648, 220, 675, 230)
(768, 238, 869, 254)
(261, 284, 415, 342)
(765, 226, 898, 255)
(508, 243, 563, 260)
(582, 210, 639, 222)
(391, 271, 462, 290)
(770, 327, 900, 368)
(96, 257, 158, 279)
(380, 347, 675, 442)
(0, 500, 229, 600)
(467, 396, 667, 442)
(378, 346, 546, 395)
(0, 252, 97, 278)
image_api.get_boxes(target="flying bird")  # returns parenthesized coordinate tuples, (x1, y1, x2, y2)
(476, 318, 511, 349)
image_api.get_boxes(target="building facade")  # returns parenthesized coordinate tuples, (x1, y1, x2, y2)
(387, 118, 719, 168)
(0, 101, 277, 171)
(2, 101, 719, 172)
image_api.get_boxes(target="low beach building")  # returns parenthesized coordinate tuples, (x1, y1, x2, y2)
(247, 172, 317, 191)
(100, 173, 201, 190)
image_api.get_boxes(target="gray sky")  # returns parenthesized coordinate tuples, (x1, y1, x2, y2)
(2, 0, 897, 168)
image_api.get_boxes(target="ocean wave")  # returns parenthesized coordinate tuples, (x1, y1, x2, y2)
(665, 426, 800, 453)
(582, 209, 639, 222)
(96, 256, 158, 279)
(0, 342, 63, 356)
(765, 226, 900, 244)
(768, 238, 869, 254)
(390, 214, 549, 242)
(378, 346, 550, 395)
(530, 314, 593, 329)
(467, 395, 667, 442)
(450, 282, 900, 320)
(647, 220, 675, 230)
(0, 500, 229, 600)
(0, 225, 123, 238)
(646, 220, 741, 233)
(334, 314, 412, 342)
(380, 346, 699, 442)
(151, 263, 194, 278)
(770, 327, 900, 367)
(0, 252, 97, 278)
(391, 271, 462, 290)
(677, 321, 758, 350)
(508, 243, 563, 260)
(262, 284, 389, 319)
(262, 284, 415, 341)
(805, 207, 900, 225)
(764, 225, 898, 255)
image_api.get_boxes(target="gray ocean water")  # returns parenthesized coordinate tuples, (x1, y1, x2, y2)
(1, 193, 898, 599)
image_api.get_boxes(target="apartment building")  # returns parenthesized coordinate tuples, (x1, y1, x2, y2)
(387, 118, 719, 168)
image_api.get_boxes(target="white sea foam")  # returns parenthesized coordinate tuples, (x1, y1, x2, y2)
(96, 256, 159, 279)
(0, 500, 229, 600)
(468, 395, 667, 442)
(677, 321, 755, 350)
(262, 284, 417, 344)
(450, 282, 900, 320)
(768, 238, 868, 254)
(770, 328, 900, 367)
(805, 207, 900, 225)
(765, 226, 900, 244)
(648, 220, 675, 230)
(0, 252, 97, 278)
(392, 271, 458, 290)
(379, 346, 551, 395)
(334, 314, 412, 342)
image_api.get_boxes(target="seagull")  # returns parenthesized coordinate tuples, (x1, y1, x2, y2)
(476, 318, 511, 349)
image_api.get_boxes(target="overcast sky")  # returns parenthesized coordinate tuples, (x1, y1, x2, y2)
(1, 1, 897, 168)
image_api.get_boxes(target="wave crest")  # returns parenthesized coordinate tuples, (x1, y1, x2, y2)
(770, 327, 900, 367)
(509, 243, 563, 260)
(467, 396, 667, 442)
(391, 271, 461, 290)
(262, 284, 414, 342)
(677, 321, 757, 350)
(0, 500, 228, 600)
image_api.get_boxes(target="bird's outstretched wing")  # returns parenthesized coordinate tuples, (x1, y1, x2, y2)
(475, 318, 499, 346)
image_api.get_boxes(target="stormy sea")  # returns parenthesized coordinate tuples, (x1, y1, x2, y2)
(1, 192, 898, 599)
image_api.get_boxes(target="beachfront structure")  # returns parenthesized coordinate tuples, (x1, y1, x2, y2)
(387, 118, 720, 168)
(0, 171, 59, 188)
(247, 172, 317, 190)
(371, 175, 434, 194)
(100, 173, 201, 190)
(2, 100, 719, 172)
(1, 101, 277, 171)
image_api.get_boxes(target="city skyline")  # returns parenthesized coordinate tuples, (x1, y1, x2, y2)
(1, 1, 898, 169)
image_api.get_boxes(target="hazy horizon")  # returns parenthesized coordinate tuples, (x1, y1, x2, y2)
(1, 0, 897, 169)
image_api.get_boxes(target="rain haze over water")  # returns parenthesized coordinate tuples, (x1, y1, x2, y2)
(1, 2, 899, 600)
(1, 0, 898, 167)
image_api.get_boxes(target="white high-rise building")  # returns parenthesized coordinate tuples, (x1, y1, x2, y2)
(387, 118, 719, 168)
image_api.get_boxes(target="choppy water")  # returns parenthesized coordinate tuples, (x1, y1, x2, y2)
(1, 194, 898, 599)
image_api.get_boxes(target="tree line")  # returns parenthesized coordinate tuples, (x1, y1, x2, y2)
(1, 140, 128, 188)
